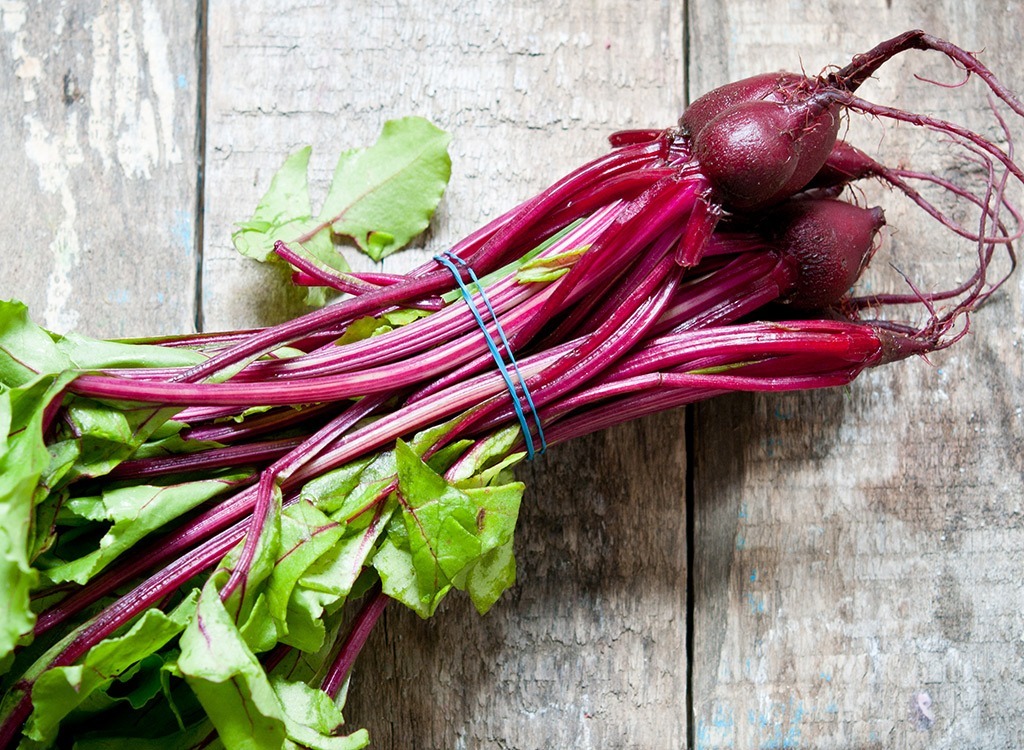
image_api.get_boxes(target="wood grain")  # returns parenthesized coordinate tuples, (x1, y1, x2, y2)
(202, 1, 687, 747)
(688, 3, 1024, 748)
(346, 416, 687, 749)
(201, 0, 685, 330)
(6, 0, 1024, 748)
(0, 0, 200, 338)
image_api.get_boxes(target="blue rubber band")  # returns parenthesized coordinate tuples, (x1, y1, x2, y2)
(434, 251, 547, 459)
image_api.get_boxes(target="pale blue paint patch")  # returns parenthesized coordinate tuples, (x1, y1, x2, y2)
(745, 592, 766, 615)
(172, 209, 194, 251)
(738, 503, 748, 519)
(696, 721, 711, 748)
(819, 671, 832, 683)
(736, 535, 746, 550)
(748, 699, 805, 749)
(713, 705, 735, 731)
(177, 73, 188, 89)
(695, 702, 736, 749)
(750, 569, 758, 582)
(785, 702, 806, 747)
(825, 702, 838, 714)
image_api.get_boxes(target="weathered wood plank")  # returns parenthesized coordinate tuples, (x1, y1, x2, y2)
(0, 1, 200, 338)
(349, 416, 688, 749)
(14, 1, 1023, 748)
(688, 4, 1024, 748)
(202, 1, 688, 747)
(201, 1, 686, 327)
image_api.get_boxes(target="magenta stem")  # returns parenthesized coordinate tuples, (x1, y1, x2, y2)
(320, 587, 390, 699)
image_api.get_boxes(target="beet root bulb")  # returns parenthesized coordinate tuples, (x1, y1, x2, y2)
(772, 198, 885, 309)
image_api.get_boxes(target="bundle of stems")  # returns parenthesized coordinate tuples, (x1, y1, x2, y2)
(0, 29, 1021, 749)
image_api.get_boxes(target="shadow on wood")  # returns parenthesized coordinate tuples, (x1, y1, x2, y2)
(345, 411, 688, 749)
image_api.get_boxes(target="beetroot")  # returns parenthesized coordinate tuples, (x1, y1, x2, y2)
(772, 198, 885, 309)
(684, 74, 841, 210)
(683, 30, 1024, 217)
(0, 31, 1021, 750)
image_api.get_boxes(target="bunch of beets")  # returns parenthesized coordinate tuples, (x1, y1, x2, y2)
(1, 30, 1022, 749)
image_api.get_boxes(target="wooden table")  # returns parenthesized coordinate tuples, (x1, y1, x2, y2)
(3, 2, 1023, 747)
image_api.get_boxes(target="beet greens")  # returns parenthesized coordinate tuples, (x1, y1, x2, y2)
(0, 31, 1021, 749)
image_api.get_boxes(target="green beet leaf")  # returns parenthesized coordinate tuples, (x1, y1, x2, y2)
(231, 146, 340, 307)
(273, 678, 369, 750)
(318, 117, 451, 261)
(0, 374, 73, 665)
(264, 500, 344, 643)
(299, 453, 387, 518)
(178, 575, 368, 750)
(1, 299, 204, 385)
(373, 440, 524, 617)
(447, 424, 525, 488)
(232, 146, 329, 264)
(371, 534, 446, 619)
(283, 499, 397, 650)
(395, 440, 483, 592)
(41, 475, 247, 586)
(61, 401, 139, 477)
(0, 301, 196, 665)
(453, 483, 523, 613)
(460, 482, 522, 556)
(0, 301, 73, 388)
(53, 331, 206, 371)
(222, 491, 284, 636)
(232, 117, 451, 307)
(114, 652, 168, 710)
(439, 219, 584, 305)
(25, 590, 198, 746)
(71, 721, 215, 750)
(1, 300, 195, 491)
(126, 428, 222, 461)
(515, 244, 589, 284)
(464, 538, 517, 615)
(178, 575, 290, 749)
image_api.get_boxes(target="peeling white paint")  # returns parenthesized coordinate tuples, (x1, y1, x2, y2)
(141, 0, 181, 165)
(114, 2, 151, 177)
(0, 1, 26, 33)
(3, 0, 80, 329)
(121, 94, 160, 179)
(2, 0, 187, 330)
(88, 7, 114, 170)
(85, 1, 180, 178)
(2, 0, 41, 102)
(15, 53, 40, 82)
(24, 113, 84, 333)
